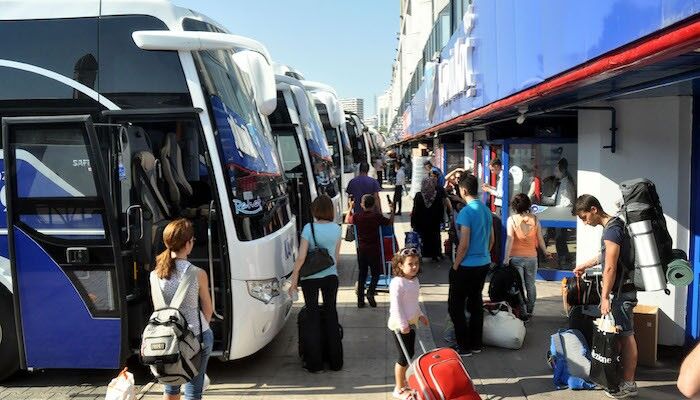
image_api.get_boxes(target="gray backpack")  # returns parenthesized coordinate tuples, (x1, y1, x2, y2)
(141, 267, 202, 385)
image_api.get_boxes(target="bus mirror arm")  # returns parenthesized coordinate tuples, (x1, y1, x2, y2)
(208, 200, 225, 320)
(125, 205, 144, 244)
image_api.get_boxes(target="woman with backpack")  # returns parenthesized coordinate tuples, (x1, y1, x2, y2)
(289, 194, 343, 372)
(151, 218, 213, 400)
(503, 194, 551, 319)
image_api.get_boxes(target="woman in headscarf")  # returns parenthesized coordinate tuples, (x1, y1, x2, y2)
(411, 175, 449, 262)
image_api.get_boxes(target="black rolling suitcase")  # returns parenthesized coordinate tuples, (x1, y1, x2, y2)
(568, 305, 601, 348)
(298, 306, 343, 371)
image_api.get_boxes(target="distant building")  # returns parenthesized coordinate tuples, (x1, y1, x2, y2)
(339, 98, 364, 120)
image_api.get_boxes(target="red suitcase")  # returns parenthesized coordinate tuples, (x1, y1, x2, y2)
(395, 331, 481, 400)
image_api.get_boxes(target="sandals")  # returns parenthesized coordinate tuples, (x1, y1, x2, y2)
(392, 387, 415, 399)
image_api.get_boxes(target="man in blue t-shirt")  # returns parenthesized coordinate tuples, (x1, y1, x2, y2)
(571, 194, 638, 398)
(346, 162, 381, 214)
(448, 174, 494, 356)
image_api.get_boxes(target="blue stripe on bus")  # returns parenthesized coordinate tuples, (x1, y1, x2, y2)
(14, 227, 120, 369)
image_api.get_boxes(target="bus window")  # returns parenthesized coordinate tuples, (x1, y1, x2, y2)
(323, 127, 341, 177)
(193, 49, 290, 241)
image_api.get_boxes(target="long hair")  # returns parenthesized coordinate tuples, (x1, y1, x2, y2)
(155, 218, 194, 279)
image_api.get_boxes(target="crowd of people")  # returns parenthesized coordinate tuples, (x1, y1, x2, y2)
(146, 154, 699, 400)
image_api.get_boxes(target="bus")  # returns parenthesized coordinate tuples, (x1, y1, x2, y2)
(270, 74, 342, 233)
(345, 111, 376, 178)
(301, 81, 354, 207)
(0, 1, 297, 379)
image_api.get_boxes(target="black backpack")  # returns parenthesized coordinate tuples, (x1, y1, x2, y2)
(619, 179, 674, 291)
(488, 263, 526, 316)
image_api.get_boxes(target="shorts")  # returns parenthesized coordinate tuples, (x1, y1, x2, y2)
(611, 290, 637, 337)
(392, 328, 415, 367)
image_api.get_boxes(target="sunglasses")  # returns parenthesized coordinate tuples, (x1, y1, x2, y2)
(399, 247, 420, 256)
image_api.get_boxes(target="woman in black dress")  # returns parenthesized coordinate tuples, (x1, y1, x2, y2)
(411, 176, 447, 261)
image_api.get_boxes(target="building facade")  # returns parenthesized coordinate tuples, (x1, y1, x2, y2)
(339, 98, 365, 120)
(395, 0, 700, 346)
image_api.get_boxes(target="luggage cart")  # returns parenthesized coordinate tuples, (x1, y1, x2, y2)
(355, 225, 397, 293)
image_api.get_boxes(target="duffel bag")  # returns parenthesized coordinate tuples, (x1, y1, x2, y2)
(483, 301, 526, 349)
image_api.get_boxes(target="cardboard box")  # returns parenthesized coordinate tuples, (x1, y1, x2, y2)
(633, 304, 658, 367)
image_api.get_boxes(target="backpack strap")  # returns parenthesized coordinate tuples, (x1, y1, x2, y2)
(169, 264, 198, 310)
(149, 272, 167, 310)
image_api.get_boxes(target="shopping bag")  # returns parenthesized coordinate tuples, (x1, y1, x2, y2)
(105, 368, 136, 400)
(344, 224, 355, 242)
(589, 315, 622, 391)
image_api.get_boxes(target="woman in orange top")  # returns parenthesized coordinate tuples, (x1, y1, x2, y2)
(504, 193, 551, 317)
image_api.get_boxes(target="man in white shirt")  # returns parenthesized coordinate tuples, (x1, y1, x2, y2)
(374, 157, 385, 189)
(393, 162, 406, 215)
(482, 158, 504, 213)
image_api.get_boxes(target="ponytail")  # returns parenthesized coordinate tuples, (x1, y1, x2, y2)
(154, 218, 194, 280)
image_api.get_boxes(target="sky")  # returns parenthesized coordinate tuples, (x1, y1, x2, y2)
(173, 1, 399, 118)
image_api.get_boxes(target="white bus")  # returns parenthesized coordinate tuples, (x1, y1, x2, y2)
(0, 0, 297, 379)
(270, 74, 342, 233)
(345, 111, 376, 178)
(301, 81, 354, 208)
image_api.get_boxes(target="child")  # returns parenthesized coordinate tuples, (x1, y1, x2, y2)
(388, 247, 429, 399)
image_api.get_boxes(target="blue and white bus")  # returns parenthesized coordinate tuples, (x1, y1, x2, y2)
(0, 1, 297, 379)
(302, 81, 354, 208)
(270, 74, 342, 233)
(344, 112, 376, 177)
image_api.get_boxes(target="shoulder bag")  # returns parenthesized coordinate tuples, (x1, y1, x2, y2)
(300, 222, 335, 277)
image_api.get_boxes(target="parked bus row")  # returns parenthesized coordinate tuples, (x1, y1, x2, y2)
(0, 0, 381, 380)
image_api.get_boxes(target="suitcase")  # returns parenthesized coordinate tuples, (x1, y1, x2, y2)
(568, 305, 600, 349)
(298, 306, 343, 371)
(394, 330, 481, 400)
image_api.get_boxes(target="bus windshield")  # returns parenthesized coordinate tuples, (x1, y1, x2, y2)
(193, 49, 290, 241)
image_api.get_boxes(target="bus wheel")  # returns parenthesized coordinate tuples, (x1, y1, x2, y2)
(0, 289, 19, 381)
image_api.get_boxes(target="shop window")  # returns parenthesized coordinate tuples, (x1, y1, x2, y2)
(506, 143, 578, 270)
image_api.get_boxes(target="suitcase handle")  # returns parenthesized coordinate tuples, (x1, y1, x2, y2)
(394, 328, 428, 364)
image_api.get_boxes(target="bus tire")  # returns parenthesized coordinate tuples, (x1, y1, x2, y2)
(0, 288, 19, 381)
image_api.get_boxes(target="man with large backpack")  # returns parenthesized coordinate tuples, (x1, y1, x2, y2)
(571, 194, 638, 398)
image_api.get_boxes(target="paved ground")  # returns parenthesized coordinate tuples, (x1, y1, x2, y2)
(0, 186, 687, 399)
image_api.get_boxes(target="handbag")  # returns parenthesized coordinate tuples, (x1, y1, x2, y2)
(299, 222, 335, 277)
(344, 225, 356, 242)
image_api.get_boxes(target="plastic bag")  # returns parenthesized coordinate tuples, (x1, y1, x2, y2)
(105, 368, 136, 400)
(590, 315, 622, 391)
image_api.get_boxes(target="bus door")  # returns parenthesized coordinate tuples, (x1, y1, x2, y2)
(1, 115, 125, 369)
(273, 127, 314, 238)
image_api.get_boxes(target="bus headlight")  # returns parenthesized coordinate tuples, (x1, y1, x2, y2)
(246, 279, 280, 304)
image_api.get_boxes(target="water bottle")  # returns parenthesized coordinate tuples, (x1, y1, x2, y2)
(628, 220, 666, 291)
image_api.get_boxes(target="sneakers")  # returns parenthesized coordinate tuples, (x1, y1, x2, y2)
(392, 387, 412, 399)
(605, 381, 638, 398)
(470, 348, 482, 354)
(450, 344, 472, 357)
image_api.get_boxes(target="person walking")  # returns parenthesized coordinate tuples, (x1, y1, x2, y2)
(289, 194, 343, 372)
(449, 174, 494, 356)
(394, 162, 406, 215)
(411, 176, 448, 262)
(388, 247, 429, 400)
(503, 193, 551, 318)
(374, 157, 385, 189)
(152, 218, 213, 400)
(346, 161, 381, 214)
(354, 194, 395, 307)
(572, 194, 638, 398)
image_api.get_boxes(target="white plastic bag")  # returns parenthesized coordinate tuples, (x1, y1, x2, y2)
(595, 313, 619, 334)
(105, 368, 136, 400)
(482, 302, 526, 349)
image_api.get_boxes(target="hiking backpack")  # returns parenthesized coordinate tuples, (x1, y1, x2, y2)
(141, 267, 203, 385)
(618, 178, 674, 291)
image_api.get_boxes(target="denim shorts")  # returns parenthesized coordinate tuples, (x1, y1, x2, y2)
(611, 291, 637, 337)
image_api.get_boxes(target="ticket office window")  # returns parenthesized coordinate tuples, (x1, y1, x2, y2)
(507, 142, 578, 271)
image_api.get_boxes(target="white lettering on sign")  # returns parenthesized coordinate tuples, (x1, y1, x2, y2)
(437, 5, 477, 106)
(73, 159, 91, 167)
(234, 198, 263, 215)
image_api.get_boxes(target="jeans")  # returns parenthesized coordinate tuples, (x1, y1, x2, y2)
(448, 265, 489, 350)
(393, 185, 403, 214)
(300, 275, 340, 371)
(357, 253, 381, 304)
(164, 329, 214, 400)
(511, 256, 538, 315)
